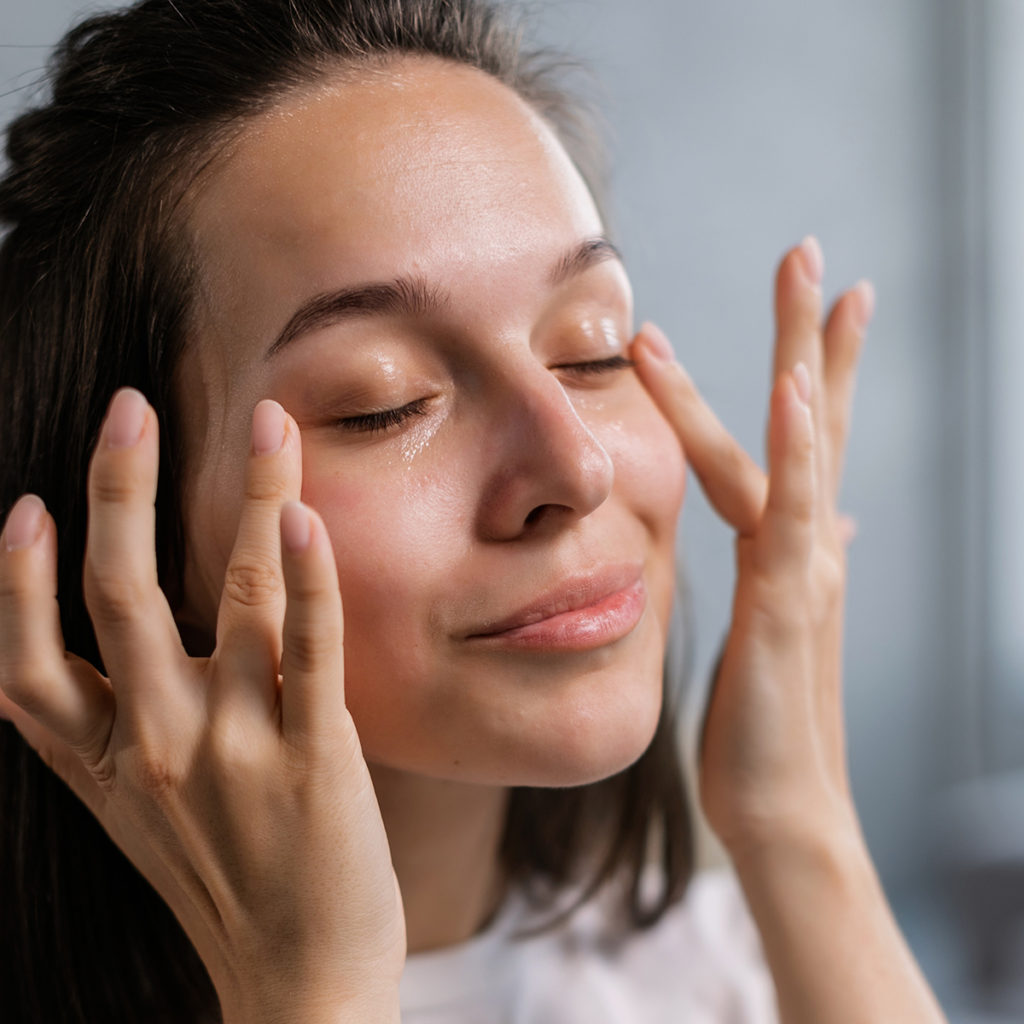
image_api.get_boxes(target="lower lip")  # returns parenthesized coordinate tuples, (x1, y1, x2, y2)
(469, 579, 648, 651)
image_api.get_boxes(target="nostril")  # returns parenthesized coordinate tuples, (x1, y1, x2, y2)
(524, 505, 546, 527)
(524, 503, 566, 528)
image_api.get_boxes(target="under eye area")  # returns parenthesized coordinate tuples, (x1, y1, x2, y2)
(337, 397, 430, 433)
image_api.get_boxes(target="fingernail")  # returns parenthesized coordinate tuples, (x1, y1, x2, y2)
(4, 495, 45, 552)
(640, 321, 675, 362)
(799, 235, 824, 285)
(104, 388, 148, 449)
(281, 501, 311, 553)
(853, 279, 876, 329)
(252, 400, 286, 456)
(793, 362, 812, 406)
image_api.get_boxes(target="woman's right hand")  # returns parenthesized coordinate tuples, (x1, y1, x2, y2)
(0, 390, 405, 1024)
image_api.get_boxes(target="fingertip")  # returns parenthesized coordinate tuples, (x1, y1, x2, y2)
(636, 321, 676, 363)
(3, 494, 46, 552)
(799, 235, 824, 285)
(852, 279, 876, 329)
(252, 399, 287, 456)
(103, 388, 150, 450)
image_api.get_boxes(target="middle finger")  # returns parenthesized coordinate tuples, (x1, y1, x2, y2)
(213, 400, 302, 714)
(772, 237, 828, 518)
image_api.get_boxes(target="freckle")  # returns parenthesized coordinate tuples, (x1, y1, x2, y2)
(453, 759, 461, 767)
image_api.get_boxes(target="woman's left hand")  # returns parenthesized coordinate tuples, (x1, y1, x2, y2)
(631, 237, 874, 860)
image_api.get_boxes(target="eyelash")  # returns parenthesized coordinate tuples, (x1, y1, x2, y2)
(336, 355, 633, 434)
(557, 354, 635, 376)
(338, 398, 430, 434)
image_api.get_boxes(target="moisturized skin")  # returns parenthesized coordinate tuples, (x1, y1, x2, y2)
(0, 53, 951, 1024)
(177, 58, 685, 788)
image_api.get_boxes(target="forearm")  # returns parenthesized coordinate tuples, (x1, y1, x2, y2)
(214, 953, 403, 1024)
(220, 986, 402, 1024)
(730, 818, 947, 1024)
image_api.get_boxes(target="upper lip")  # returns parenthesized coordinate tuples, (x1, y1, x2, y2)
(465, 564, 643, 637)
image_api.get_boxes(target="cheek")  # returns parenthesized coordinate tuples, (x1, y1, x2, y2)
(601, 400, 686, 620)
(605, 400, 686, 538)
(298, 449, 467, 676)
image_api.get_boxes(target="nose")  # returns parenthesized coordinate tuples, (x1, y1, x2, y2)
(475, 363, 615, 541)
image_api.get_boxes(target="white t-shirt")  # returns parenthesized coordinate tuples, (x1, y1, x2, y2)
(400, 867, 779, 1023)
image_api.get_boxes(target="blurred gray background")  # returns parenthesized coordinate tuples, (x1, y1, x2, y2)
(2, 0, 1021, 1019)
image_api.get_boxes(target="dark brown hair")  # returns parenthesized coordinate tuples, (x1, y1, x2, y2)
(0, 1, 694, 1019)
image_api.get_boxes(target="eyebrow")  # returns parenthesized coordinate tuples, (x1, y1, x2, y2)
(264, 235, 622, 359)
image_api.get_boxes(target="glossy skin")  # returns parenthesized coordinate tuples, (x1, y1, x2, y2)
(176, 59, 684, 788)
(0, 55, 951, 1024)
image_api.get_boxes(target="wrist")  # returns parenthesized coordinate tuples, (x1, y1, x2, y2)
(731, 816, 877, 907)
(724, 809, 948, 1024)
(215, 959, 404, 1024)
(721, 797, 869, 881)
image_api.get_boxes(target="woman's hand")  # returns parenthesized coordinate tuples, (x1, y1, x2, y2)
(632, 237, 873, 860)
(0, 392, 405, 1024)
(633, 240, 949, 1023)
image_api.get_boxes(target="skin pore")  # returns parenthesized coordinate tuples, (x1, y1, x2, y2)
(173, 58, 686, 951)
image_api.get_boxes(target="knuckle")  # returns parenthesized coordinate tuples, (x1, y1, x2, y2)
(222, 559, 283, 609)
(244, 466, 291, 504)
(207, 717, 265, 775)
(786, 489, 815, 526)
(0, 573, 23, 605)
(793, 427, 815, 464)
(285, 571, 331, 605)
(84, 567, 148, 623)
(89, 461, 147, 506)
(283, 622, 338, 674)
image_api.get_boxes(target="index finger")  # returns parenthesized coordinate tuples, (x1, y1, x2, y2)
(632, 323, 767, 535)
(213, 400, 302, 715)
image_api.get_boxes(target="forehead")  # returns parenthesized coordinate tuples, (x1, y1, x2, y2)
(187, 58, 603, 349)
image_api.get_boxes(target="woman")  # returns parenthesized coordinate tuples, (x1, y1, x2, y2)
(0, 0, 947, 1021)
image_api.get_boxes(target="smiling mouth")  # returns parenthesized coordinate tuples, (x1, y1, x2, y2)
(465, 567, 647, 652)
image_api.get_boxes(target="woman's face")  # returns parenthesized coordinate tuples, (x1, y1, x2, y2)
(176, 58, 686, 787)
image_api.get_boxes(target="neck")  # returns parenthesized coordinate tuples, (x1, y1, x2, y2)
(368, 764, 511, 954)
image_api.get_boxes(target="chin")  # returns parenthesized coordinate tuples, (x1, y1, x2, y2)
(449, 646, 668, 789)
(515, 674, 665, 788)
(357, 658, 666, 790)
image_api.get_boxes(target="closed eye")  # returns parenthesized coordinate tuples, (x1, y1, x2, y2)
(556, 354, 635, 377)
(334, 356, 631, 433)
(336, 397, 430, 433)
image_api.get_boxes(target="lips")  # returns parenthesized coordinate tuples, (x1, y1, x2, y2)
(465, 565, 647, 651)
